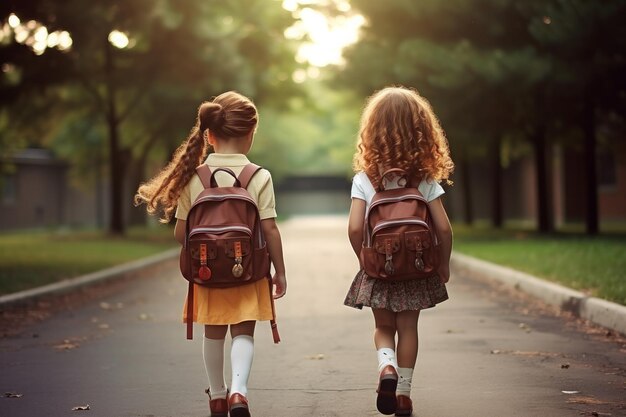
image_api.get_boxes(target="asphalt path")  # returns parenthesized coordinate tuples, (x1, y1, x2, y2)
(1, 216, 624, 417)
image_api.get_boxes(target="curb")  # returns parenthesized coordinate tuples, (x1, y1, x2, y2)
(0, 248, 179, 311)
(451, 252, 626, 336)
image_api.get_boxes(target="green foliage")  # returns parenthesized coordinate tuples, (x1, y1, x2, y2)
(0, 227, 175, 295)
(1, 0, 303, 233)
(454, 224, 626, 305)
(250, 79, 361, 180)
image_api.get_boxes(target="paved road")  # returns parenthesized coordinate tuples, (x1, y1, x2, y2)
(1, 217, 625, 417)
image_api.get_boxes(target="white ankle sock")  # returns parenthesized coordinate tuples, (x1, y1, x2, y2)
(397, 367, 413, 396)
(230, 335, 254, 396)
(203, 337, 227, 399)
(377, 348, 398, 372)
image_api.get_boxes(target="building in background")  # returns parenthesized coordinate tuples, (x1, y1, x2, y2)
(0, 149, 105, 231)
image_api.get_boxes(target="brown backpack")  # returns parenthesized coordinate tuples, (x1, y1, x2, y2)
(179, 163, 279, 342)
(360, 169, 440, 281)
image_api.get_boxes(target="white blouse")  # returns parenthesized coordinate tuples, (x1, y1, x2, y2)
(351, 171, 445, 208)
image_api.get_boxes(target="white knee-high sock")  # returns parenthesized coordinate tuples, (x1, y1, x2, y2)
(203, 337, 227, 399)
(377, 347, 398, 372)
(230, 335, 254, 396)
(397, 367, 413, 396)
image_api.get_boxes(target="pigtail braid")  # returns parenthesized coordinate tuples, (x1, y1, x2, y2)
(134, 126, 208, 223)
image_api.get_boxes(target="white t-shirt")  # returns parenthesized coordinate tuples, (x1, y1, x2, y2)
(351, 171, 445, 207)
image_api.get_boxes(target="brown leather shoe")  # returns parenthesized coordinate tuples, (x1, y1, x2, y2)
(205, 389, 228, 417)
(376, 365, 398, 415)
(229, 392, 251, 417)
(395, 395, 413, 416)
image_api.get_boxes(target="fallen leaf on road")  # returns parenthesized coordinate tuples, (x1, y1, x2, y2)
(4, 392, 23, 398)
(561, 390, 580, 394)
(306, 354, 325, 360)
(490, 349, 502, 354)
(99, 302, 123, 311)
(567, 395, 607, 405)
(71, 405, 90, 411)
(53, 339, 81, 350)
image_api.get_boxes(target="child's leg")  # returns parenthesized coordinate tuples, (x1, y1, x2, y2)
(395, 310, 420, 396)
(204, 325, 229, 399)
(373, 309, 399, 414)
(372, 308, 398, 371)
(229, 320, 256, 396)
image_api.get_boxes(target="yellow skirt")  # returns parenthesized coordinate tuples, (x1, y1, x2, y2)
(183, 278, 274, 325)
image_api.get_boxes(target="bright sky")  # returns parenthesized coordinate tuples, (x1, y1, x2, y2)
(282, 0, 365, 75)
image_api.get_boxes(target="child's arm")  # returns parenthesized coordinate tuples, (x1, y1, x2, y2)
(428, 197, 453, 283)
(261, 218, 287, 299)
(348, 198, 366, 258)
(174, 219, 186, 245)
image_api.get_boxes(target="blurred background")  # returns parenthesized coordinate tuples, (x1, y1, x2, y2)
(0, 0, 625, 302)
(1, 0, 625, 233)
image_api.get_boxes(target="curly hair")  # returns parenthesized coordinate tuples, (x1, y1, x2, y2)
(134, 91, 258, 222)
(353, 86, 454, 191)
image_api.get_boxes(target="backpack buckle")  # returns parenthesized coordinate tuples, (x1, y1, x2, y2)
(199, 244, 212, 280)
(232, 241, 244, 278)
(384, 238, 395, 275)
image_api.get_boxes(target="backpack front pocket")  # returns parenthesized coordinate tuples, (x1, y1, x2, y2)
(188, 225, 254, 285)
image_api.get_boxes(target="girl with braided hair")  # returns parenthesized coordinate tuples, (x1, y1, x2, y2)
(135, 91, 286, 417)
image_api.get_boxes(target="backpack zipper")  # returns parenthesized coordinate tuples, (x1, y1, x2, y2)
(366, 194, 428, 218)
(366, 218, 429, 246)
(192, 194, 258, 208)
(187, 195, 264, 247)
(189, 225, 252, 238)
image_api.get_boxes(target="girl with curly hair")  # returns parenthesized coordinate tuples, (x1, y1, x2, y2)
(344, 86, 454, 416)
(135, 91, 286, 417)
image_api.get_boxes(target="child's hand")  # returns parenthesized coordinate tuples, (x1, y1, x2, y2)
(272, 272, 287, 299)
(437, 264, 450, 284)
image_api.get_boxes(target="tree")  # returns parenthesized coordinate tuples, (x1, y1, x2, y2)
(522, 0, 626, 234)
(1, 0, 300, 234)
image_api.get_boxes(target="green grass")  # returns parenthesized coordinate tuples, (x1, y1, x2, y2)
(0, 226, 177, 295)
(453, 224, 626, 305)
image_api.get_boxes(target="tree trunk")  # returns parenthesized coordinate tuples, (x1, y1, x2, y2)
(582, 86, 599, 235)
(105, 39, 125, 235)
(460, 147, 473, 225)
(491, 135, 503, 228)
(531, 123, 553, 233)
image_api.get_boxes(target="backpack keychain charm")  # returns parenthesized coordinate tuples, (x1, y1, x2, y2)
(232, 241, 244, 278)
(414, 239, 425, 272)
(198, 244, 212, 280)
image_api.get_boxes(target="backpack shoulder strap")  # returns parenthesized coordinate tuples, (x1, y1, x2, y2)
(196, 165, 212, 189)
(238, 163, 263, 189)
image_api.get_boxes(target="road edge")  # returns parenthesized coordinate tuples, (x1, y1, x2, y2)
(0, 248, 179, 311)
(451, 252, 626, 336)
